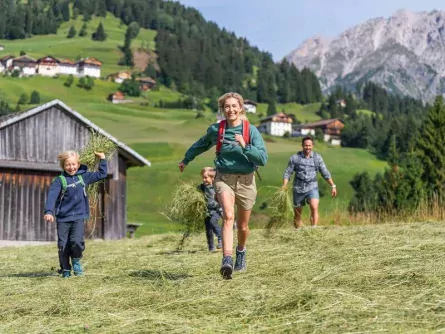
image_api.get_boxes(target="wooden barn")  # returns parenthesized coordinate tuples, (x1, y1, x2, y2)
(0, 100, 151, 241)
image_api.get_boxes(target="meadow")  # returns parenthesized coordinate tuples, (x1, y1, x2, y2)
(1, 222, 445, 333)
(0, 71, 386, 235)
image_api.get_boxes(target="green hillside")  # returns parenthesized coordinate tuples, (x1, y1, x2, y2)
(0, 78, 385, 235)
(0, 14, 386, 235)
(0, 14, 156, 76)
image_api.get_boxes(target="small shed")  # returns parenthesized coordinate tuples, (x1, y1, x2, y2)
(108, 91, 125, 104)
(0, 100, 151, 241)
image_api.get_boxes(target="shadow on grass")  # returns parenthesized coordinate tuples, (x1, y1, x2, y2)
(5, 271, 58, 278)
(157, 250, 199, 255)
(129, 269, 191, 281)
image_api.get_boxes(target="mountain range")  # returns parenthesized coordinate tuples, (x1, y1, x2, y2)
(286, 9, 445, 102)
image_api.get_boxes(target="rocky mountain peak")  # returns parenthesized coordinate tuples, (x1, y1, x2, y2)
(286, 9, 445, 101)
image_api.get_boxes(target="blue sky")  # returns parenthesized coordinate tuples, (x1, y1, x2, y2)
(177, 0, 445, 61)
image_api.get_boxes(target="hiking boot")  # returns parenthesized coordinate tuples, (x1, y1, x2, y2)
(216, 239, 222, 249)
(234, 247, 247, 272)
(62, 270, 71, 278)
(72, 258, 83, 276)
(220, 256, 233, 279)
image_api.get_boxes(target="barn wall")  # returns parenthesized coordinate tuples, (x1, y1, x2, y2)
(0, 106, 119, 176)
(0, 169, 56, 241)
(0, 105, 133, 241)
(104, 155, 127, 240)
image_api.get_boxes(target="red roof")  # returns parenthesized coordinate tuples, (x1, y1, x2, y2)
(81, 57, 102, 66)
(37, 56, 59, 64)
(59, 59, 76, 65)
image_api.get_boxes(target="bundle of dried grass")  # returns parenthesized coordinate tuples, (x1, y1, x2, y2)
(164, 182, 207, 250)
(80, 129, 117, 236)
(264, 187, 293, 236)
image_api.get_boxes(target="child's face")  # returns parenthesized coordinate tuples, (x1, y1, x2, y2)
(64, 156, 80, 175)
(202, 173, 214, 185)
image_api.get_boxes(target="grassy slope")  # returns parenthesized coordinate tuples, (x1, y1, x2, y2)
(0, 13, 156, 76)
(1, 222, 445, 332)
(0, 15, 386, 235)
(0, 73, 386, 234)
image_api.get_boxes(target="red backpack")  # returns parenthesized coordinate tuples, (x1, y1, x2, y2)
(215, 119, 250, 154)
(215, 119, 262, 180)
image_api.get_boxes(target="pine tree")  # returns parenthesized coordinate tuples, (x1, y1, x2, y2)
(18, 93, 28, 105)
(29, 90, 40, 104)
(266, 101, 276, 116)
(92, 22, 107, 41)
(64, 74, 74, 87)
(78, 23, 87, 37)
(143, 63, 157, 78)
(60, 1, 70, 21)
(67, 25, 76, 38)
(416, 96, 445, 198)
(95, 0, 107, 17)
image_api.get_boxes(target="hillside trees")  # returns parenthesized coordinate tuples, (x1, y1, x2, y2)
(349, 95, 444, 216)
(91, 22, 107, 41)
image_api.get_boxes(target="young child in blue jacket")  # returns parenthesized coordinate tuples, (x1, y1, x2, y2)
(198, 167, 222, 252)
(44, 150, 107, 278)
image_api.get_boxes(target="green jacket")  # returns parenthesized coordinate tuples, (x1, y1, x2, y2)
(182, 122, 268, 174)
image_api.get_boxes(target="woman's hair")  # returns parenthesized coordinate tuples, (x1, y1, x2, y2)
(57, 150, 80, 169)
(201, 167, 216, 177)
(218, 92, 247, 120)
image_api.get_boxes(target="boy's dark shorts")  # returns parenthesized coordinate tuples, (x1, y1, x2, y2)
(293, 188, 320, 208)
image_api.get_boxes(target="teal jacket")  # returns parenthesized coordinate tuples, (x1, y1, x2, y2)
(182, 122, 268, 174)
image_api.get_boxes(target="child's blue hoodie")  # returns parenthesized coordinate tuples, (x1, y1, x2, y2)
(44, 159, 108, 223)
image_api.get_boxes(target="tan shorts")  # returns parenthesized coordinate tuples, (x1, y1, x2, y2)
(214, 172, 257, 210)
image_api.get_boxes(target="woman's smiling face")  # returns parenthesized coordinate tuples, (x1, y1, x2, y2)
(223, 97, 242, 121)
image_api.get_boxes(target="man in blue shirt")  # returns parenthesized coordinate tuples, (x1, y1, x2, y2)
(282, 136, 337, 229)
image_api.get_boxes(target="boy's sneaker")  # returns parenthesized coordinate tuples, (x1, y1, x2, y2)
(234, 247, 247, 272)
(220, 256, 233, 279)
(72, 258, 83, 276)
(209, 246, 216, 252)
(216, 239, 222, 249)
(62, 270, 71, 278)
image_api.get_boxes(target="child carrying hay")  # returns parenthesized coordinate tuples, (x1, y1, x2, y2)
(197, 167, 222, 252)
(44, 150, 108, 278)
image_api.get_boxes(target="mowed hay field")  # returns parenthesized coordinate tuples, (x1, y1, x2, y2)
(2, 222, 445, 333)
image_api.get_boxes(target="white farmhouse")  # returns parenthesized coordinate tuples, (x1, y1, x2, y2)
(0, 55, 14, 70)
(37, 56, 59, 76)
(12, 55, 37, 76)
(58, 59, 78, 75)
(244, 99, 257, 113)
(77, 57, 102, 78)
(257, 113, 293, 137)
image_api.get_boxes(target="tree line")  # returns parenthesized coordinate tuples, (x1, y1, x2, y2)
(0, 0, 322, 107)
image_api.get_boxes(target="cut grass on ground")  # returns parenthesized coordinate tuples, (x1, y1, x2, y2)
(1, 222, 445, 332)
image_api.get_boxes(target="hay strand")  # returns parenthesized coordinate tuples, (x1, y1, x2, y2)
(80, 129, 118, 236)
(264, 187, 293, 235)
(164, 182, 207, 250)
